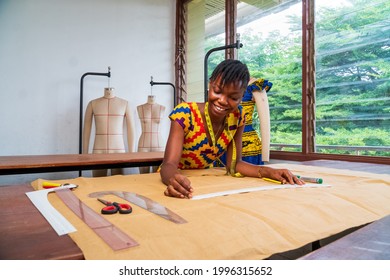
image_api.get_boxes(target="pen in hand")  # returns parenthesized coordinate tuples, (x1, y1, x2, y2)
(262, 177, 283, 184)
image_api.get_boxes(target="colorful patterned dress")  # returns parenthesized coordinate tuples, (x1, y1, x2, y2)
(241, 79, 273, 165)
(169, 102, 245, 169)
(241, 90, 263, 165)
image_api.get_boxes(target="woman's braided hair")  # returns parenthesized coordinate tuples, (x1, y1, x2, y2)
(209, 59, 250, 90)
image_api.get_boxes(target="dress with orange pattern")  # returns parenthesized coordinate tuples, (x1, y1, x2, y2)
(168, 102, 245, 169)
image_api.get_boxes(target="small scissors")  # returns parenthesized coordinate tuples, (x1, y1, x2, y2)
(97, 198, 132, 214)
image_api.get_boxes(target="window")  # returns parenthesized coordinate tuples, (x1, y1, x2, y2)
(237, 0, 303, 152)
(179, 0, 390, 162)
(315, 0, 390, 157)
(185, 0, 226, 102)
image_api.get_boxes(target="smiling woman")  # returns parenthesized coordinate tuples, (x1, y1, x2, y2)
(160, 59, 304, 199)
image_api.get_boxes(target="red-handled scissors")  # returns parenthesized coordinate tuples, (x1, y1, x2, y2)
(97, 198, 132, 214)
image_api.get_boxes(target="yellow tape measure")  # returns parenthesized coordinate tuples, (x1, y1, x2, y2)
(226, 129, 243, 177)
(204, 102, 218, 153)
(204, 102, 242, 177)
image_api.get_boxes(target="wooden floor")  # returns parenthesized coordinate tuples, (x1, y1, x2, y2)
(300, 214, 390, 260)
(270, 159, 390, 175)
(298, 160, 390, 175)
(266, 159, 390, 259)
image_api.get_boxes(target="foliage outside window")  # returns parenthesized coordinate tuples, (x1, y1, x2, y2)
(315, 0, 390, 157)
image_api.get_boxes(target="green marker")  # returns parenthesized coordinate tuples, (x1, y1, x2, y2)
(297, 175, 323, 184)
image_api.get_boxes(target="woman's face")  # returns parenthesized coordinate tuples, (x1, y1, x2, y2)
(207, 75, 245, 119)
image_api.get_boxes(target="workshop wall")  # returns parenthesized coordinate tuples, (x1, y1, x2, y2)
(0, 0, 175, 184)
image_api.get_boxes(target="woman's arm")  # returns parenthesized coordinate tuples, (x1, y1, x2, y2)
(233, 125, 303, 185)
(160, 121, 193, 198)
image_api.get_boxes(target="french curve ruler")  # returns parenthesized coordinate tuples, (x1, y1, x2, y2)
(89, 191, 187, 224)
(55, 188, 139, 251)
(191, 183, 331, 200)
(25, 184, 78, 236)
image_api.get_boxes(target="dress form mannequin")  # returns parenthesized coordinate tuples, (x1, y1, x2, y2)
(83, 87, 135, 177)
(137, 95, 165, 173)
(245, 77, 271, 162)
(252, 84, 271, 162)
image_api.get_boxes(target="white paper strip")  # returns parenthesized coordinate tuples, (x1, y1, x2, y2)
(191, 183, 331, 200)
(25, 184, 78, 236)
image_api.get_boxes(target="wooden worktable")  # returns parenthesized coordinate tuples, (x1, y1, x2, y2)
(0, 184, 84, 260)
(0, 152, 164, 175)
(0, 162, 390, 259)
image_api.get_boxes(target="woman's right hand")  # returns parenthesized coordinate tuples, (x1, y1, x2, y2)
(164, 173, 193, 199)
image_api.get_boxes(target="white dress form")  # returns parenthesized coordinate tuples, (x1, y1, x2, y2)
(247, 78, 271, 162)
(137, 95, 165, 173)
(83, 87, 135, 177)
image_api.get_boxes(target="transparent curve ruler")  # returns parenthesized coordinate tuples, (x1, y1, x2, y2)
(55, 188, 139, 251)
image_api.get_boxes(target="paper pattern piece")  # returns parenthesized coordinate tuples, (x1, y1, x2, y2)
(191, 183, 331, 200)
(25, 184, 78, 235)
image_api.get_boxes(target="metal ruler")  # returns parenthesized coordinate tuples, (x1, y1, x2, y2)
(191, 183, 331, 200)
